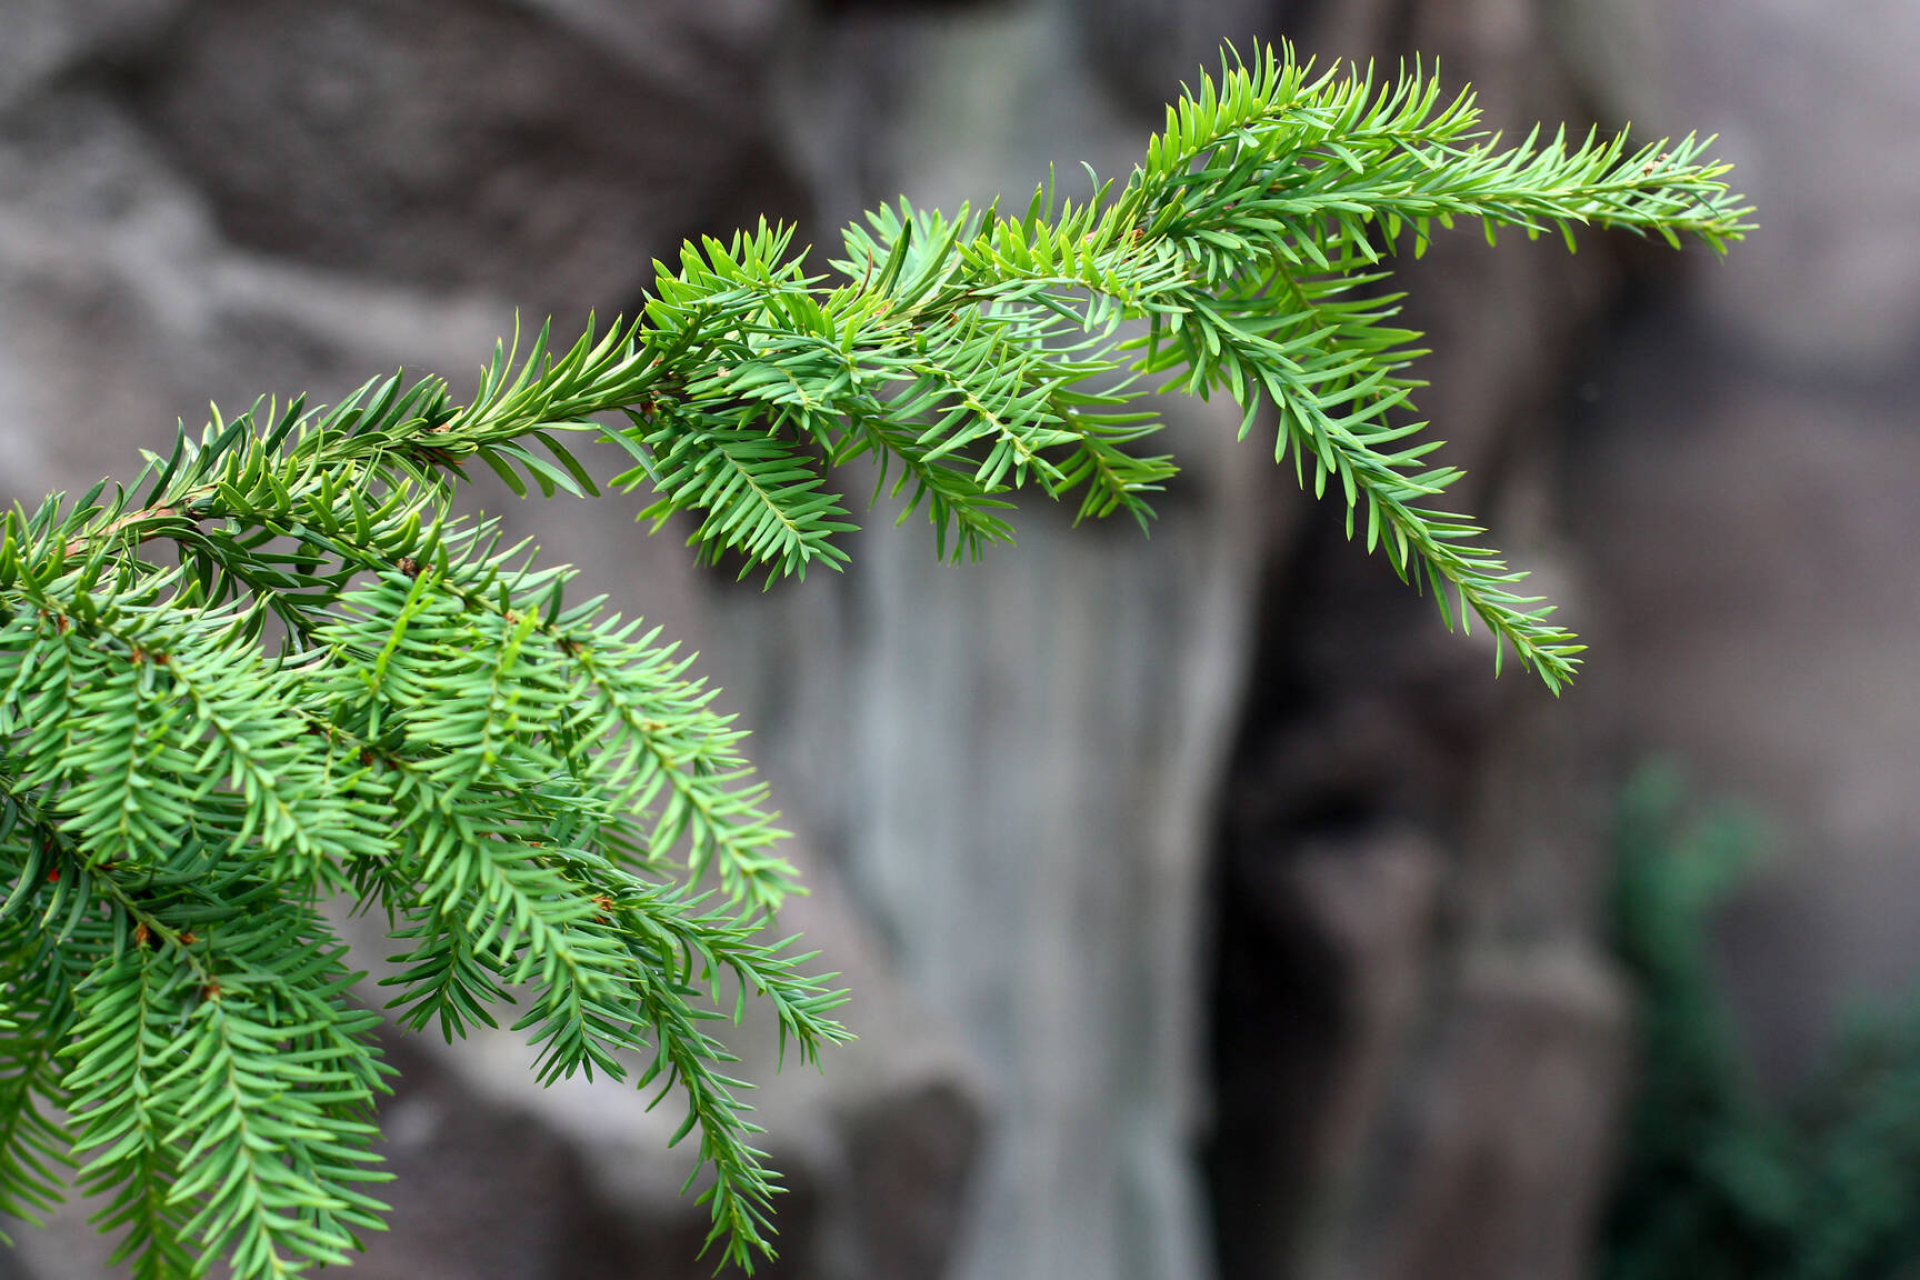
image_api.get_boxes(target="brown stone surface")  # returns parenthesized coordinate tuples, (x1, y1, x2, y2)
(1360, 944, 1629, 1280)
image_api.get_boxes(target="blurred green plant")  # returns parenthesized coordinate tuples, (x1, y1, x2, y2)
(1604, 768, 1920, 1280)
(0, 42, 1746, 1279)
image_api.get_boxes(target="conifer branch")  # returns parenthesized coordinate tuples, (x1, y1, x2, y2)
(0, 41, 1744, 1277)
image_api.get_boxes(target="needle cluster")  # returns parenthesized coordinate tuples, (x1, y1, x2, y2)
(0, 43, 1745, 1278)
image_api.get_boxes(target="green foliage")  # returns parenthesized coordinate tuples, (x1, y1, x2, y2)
(1603, 768, 1920, 1280)
(0, 43, 1743, 1278)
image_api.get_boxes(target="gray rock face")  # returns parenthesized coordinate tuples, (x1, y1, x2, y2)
(0, 86, 508, 494)
(1566, 0, 1920, 1094)
(0, 0, 181, 112)
(747, 8, 1267, 1278)
(128, 0, 808, 317)
(1654, 0, 1920, 374)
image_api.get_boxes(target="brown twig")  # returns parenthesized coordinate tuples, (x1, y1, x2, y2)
(63, 506, 176, 559)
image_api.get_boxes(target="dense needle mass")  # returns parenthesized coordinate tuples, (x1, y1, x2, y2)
(0, 44, 1745, 1278)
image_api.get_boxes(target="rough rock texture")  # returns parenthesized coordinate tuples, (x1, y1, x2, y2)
(128, 0, 805, 318)
(0, 0, 180, 113)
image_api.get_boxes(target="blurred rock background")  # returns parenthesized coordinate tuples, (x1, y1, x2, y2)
(0, 1, 1915, 1279)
